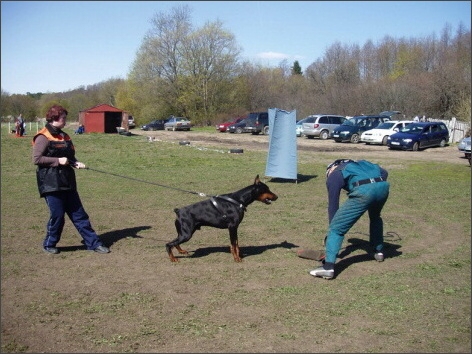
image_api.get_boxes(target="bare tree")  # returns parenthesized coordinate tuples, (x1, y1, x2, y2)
(180, 20, 241, 123)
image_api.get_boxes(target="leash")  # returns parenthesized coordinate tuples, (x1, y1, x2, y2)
(82, 165, 210, 197)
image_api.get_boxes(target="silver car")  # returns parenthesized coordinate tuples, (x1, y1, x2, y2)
(301, 114, 346, 139)
(458, 136, 471, 157)
(164, 116, 191, 131)
(296, 118, 309, 137)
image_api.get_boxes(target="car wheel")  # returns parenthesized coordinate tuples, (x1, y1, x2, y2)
(263, 126, 269, 135)
(412, 142, 419, 151)
(382, 136, 389, 145)
(320, 130, 329, 140)
(149, 127, 155, 131)
(439, 138, 446, 147)
(350, 134, 360, 143)
(235, 127, 243, 134)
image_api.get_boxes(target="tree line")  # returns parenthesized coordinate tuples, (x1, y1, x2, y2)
(1, 5, 470, 127)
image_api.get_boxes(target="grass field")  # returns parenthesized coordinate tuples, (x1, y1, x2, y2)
(1, 124, 470, 353)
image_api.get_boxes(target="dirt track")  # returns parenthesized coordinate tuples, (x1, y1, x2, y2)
(133, 128, 469, 165)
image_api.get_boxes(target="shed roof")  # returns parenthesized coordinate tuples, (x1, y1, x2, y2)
(81, 104, 122, 113)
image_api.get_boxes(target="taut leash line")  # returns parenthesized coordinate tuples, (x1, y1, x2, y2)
(83, 166, 209, 197)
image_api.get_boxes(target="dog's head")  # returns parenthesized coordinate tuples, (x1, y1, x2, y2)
(253, 175, 278, 204)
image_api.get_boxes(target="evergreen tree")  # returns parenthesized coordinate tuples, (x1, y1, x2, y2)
(291, 60, 302, 75)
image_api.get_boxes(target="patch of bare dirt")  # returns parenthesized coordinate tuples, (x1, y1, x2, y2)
(134, 128, 467, 165)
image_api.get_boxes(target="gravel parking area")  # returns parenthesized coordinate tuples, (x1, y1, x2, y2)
(133, 129, 468, 165)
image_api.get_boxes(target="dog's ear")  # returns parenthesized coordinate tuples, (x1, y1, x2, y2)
(254, 174, 260, 184)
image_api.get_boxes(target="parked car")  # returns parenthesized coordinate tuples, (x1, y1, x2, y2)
(301, 114, 346, 139)
(331, 115, 391, 143)
(296, 118, 309, 137)
(457, 136, 471, 158)
(227, 118, 248, 134)
(128, 115, 136, 129)
(216, 117, 245, 133)
(379, 110, 402, 119)
(361, 120, 413, 145)
(387, 122, 450, 151)
(245, 112, 269, 135)
(140, 119, 166, 131)
(164, 116, 191, 131)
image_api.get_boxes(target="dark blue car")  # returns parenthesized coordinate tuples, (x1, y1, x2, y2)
(140, 119, 166, 131)
(227, 118, 248, 134)
(331, 115, 391, 143)
(387, 122, 449, 151)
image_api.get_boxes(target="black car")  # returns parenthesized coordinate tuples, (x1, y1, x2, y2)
(141, 119, 166, 131)
(227, 118, 248, 133)
(245, 111, 269, 135)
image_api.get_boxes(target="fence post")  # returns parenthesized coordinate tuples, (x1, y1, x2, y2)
(451, 117, 456, 143)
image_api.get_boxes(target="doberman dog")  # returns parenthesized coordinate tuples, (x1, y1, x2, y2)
(166, 175, 278, 262)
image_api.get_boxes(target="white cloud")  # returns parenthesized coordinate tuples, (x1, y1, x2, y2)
(256, 52, 290, 60)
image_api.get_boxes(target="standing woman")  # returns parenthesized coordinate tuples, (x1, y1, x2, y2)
(32, 105, 110, 254)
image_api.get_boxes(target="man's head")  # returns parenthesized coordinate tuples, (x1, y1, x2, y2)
(326, 159, 354, 177)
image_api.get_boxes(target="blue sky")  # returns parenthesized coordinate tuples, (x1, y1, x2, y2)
(1, 1, 470, 95)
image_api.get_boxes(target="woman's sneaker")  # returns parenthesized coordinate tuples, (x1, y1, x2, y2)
(309, 266, 334, 279)
(374, 252, 384, 262)
(43, 247, 59, 254)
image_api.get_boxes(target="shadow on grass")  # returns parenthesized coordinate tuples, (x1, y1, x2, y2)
(187, 240, 299, 259)
(333, 232, 403, 278)
(268, 174, 317, 184)
(55, 226, 150, 252)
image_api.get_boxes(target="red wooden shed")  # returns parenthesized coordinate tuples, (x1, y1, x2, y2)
(78, 104, 129, 133)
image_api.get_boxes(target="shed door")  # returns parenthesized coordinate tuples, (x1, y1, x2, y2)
(104, 112, 123, 133)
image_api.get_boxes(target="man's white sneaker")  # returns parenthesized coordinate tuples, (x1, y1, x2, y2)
(374, 252, 384, 262)
(309, 266, 334, 279)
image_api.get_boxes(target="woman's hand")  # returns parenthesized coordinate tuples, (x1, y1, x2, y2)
(74, 162, 86, 169)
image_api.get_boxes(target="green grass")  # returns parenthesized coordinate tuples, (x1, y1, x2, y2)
(1, 124, 471, 353)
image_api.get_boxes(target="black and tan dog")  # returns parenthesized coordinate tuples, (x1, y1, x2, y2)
(166, 175, 278, 262)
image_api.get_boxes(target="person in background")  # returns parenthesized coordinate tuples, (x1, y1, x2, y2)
(32, 104, 110, 254)
(16, 114, 25, 136)
(310, 159, 389, 280)
(74, 124, 85, 134)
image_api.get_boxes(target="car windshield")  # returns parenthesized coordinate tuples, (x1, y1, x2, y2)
(376, 122, 395, 129)
(401, 124, 424, 134)
(341, 118, 358, 126)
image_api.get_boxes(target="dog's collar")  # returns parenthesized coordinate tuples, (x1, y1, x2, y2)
(214, 195, 246, 210)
